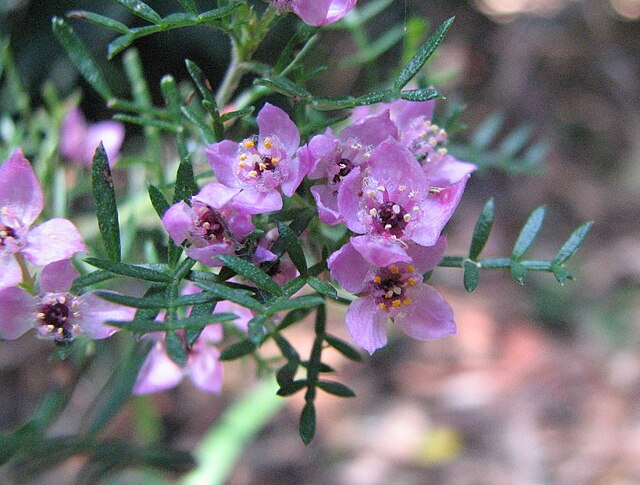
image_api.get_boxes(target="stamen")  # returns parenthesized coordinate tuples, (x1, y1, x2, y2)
(392, 204, 401, 214)
(406, 265, 415, 273)
(244, 140, 254, 149)
(369, 208, 378, 216)
(403, 297, 412, 306)
(399, 185, 407, 192)
(407, 278, 416, 286)
(379, 303, 387, 310)
(238, 161, 246, 168)
(264, 137, 272, 149)
(248, 170, 258, 178)
(390, 266, 399, 274)
(403, 214, 411, 222)
(239, 153, 247, 161)
(392, 300, 402, 307)
(373, 276, 382, 283)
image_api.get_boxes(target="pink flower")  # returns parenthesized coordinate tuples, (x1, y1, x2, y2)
(272, 0, 357, 26)
(307, 111, 398, 225)
(59, 107, 125, 167)
(162, 182, 255, 267)
(132, 324, 225, 395)
(327, 237, 455, 354)
(337, 138, 468, 266)
(0, 259, 134, 342)
(0, 149, 86, 288)
(205, 103, 309, 214)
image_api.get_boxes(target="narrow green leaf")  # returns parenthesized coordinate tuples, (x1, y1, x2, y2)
(147, 183, 170, 219)
(276, 380, 307, 397)
(254, 76, 311, 100)
(553, 266, 572, 284)
(553, 221, 593, 266)
(281, 276, 307, 298)
(219, 106, 254, 123)
(52, 17, 112, 100)
(219, 339, 256, 361)
(176, 0, 198, 14)
(307, 277, 337, 299)
(181, 102, 217, 144)
(277, 222, 308, 277)
(107, 33, 135, 59)
(276, 360, 298, 388)
(400, 87, 444, 102)
(512, 205, 546, 260)
(317, 380, 355, 398)
(266, 295, 324, 316)
(185, 302, 217, 347)
(299, 401, 316, 445)
(166, 330, 188, 366)
(469, 198, 494, 260)
(277, 307, 313, 331)
(67, 11, 129, 33)
(70, 270, 113, 293)
(197, 282, 265, 313)
(274, 334, 299, 361)
(184, 60, 223, 140)
(248, 315, 268, 344)
(173, 145, 198, 203)
(463, 260, 480, 292)
(113, 0, 162, 24)
(275, 24, 317, 73)
(394, 16, 455, 90)
(354, 89, 398, 106)
(216, 255, 282, 296)
(109, 313, 237, 332)
(91, 143, 121, 262)
(197, 2, 243, 22)
(113, 113, 179, 132)
(324, 334, 362, 362)
(510, 261, 527, 285)
(310, 96, 357, 111)
(83, 258, 170, 283)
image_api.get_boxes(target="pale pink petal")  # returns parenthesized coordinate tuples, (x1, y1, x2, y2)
(76, 292, 135, 339)
(281, 146, 310, 197)
(187, 343, 223, 394)
(327, 242, 370, 294)
(0, 251, 22, 289)
(231, 189, 282, 215)
(426, 157, 477, 186)
(59, 108, 88, 163)
(391, 99, 436, 131)
(336, 167, 366, 234)
(186, 243, 234, 267)
(205, 140, 243, 188)
(162, 201, 194, 245)
(215, 300, 254, 333)
(406, 237, 447, 274)
(40, 259, 79, 293)
(0, 148, 43, 227)
(310, 185, 341, 226)
(396, 284, 456, 340)
(345, 295, 388, 355)
(340, 110, 398, 147)
(367, 139, 427, 190)
(194, 182, 242, 209)
(199, 323, 223, 343)
(23, 218, 86, 266)
(307, 130, 338, 178)
(132, 341, 184, 395)
(83, 121, 125, 167)
(0, 287, 37, 340)
(257, 103, 300, 156)
(350, 235, 412, 267)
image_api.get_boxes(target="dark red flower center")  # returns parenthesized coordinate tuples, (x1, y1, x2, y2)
(40, 301, 73, 341)
(332, 158, 353, 184)
(376, 201, 408, 236)
(0, 225, 17, 247)
(197, 208, 227, 242)
(254, 156, 277, 174)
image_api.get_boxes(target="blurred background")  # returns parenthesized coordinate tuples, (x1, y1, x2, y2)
(1, 0, 640, 483)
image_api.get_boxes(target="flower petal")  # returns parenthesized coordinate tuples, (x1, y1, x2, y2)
(258, 103, 300, 156)
(39, 259, 79, 293)
(425, 156, 477, 186)
(59, 108, 88, 164)
(76, 292, 135, 339)
(0, 287, 36, 340)
(345, 295, 388, 355)
(205, 140, 243, 188)
(23, 218, 86, 266)
(231, 189, 282, 215)
(215, 300, 254, 333)
(396, 284, 456, 340)
(336, 167, 367, 234)
(162, 201, 194, 246)
(310, 184, 342, 226)
(406, 237, 447, 274)
(186, 243, 234, 267)
(132, 341, 184, 395)
(340, 110, 398, 147)
(350, 235, 412, 267)
(0, 251, 22, 289)
(83, 121, 125, 167)
(0, 148, 43, 227)
(391, 99, 436, 132)
(194, 182, 242, 209)
(187, 342, 223, 394)
(327, 241, 371, 294)
(307, 130, 338, 178)
(367, 138, 428, 191)
(281, 146, 311, 197)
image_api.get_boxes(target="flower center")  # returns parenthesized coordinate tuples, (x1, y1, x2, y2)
(38, 295, 77, 341)
(197, 208, 227, 242)
(407, 118, 449, 164)
(0, 224, 17, 247)
(371, 264, 417, 311)
(254, 156, 277, 174)
(376, 201, 408, 236)
(332, 158, 353, 184)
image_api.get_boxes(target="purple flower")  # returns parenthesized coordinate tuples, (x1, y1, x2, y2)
(307, 111, 398, 225)
(0, 149, 86, 288)
(59, 107, 125, 167)
(162, 182, 255, 267)
(0, 259, 134, 342)
(132, 324, 224, 395)
(272, 0, 357, 26)
(205, 103, 309, 214)
(337, 138, 468, 266)
(328, 237, 455, 354)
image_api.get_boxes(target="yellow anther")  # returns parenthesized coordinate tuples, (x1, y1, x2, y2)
(271, 157, 280, 165)
(403, 214, 411, 223)
(367, 190, 376, 198)
(238, 161, 246, 168)
(259, 163, 267, 170)
(392, 300, 402, 307)
(58, 296, 66, 304)
(244, 140, 255, 149)
(373, 276, 382, 283)
(390, 265, 399, 274)
(379, 303, 387, 310)
(403, 297, 412, 306)
(385, 291, 394, 299)
(369, 208, 378, 216)
(407, 278, 416, 286)
(438, 148, 448, 156)
(264, 137, 272, 149)
(46, 324, 54, 331)
(399, 185, 407, 191)
(239, 153, 247, 161)
(377, 186, 386, 192)
(37, 312, 45, 319)
(407, 265, 415, 273)
(248, 170, 258, 178)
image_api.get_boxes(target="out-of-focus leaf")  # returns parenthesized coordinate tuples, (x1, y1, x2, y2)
(66, 11, 129, 33)
(512, 206, 546, 260)
(266, 295, 324, 316)
(197, 282, 265, 313)
(317, 380, 355, 398)
(299, 401, 316, 445)
(324, 334, 362, 361)
(553, 221, 593, 266)
(113, 0, 162, 24)
(219, 339, 256, 361)
(463, 260, 480, 292)
(165, 330, 187, 366)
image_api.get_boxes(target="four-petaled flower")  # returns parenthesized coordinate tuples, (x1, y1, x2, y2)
(0, 149, 86, 289)
(0, 259, 135, 342)
(328, 237, 455, 354)
(205, 103, 309, 215)
(271, 0, 357, 26)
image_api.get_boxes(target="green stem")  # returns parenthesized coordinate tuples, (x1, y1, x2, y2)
(439, 256, 556, 272)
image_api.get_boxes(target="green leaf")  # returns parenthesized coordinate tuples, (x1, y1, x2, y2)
(277, 222, 308, 277)
(354, 89, 398, 106)
(307, 277, 337, 299)
(324, 334, 362, 362)
(510, 261, 527, 285)
(511, 206, 546, 260)
(317, 380, 355, 398)
(113, 113, 179, 132)
(173, 144, 198, 203)
(553, 266, 572, 284)
(463, 259, 480, 292)
(216, 255, 282, 296)
(277, 307, 313, 331)
(66, 11, 130, 33)
(265, 295, 324, 316)
(165, 330, 188, 366)
(247, 315, 268, 345)
(469, 198, 494, 260)
(197, 2, 243, 22)
(254, 76, 311, 101)
(109, 313, 237, 333)
(70, 270, 113, 293)
(553, 221, 593, 266)
(276, 360, 298, 388)
(52, 17, 112, 100)
(219, 106, 254, 123)
(400, 87, 444, 102)
(219, 339, 256, 361)
(176, 0, 198, 14)
(310, 96, 357, 111)
(197, 282, 265, 313)
(107, 33, 136, 59)
(276, 380, 307, 397)
(87, 340, 151, 436)
(275, 24, 317, 73)
(299, 401, 316, 445)
(147, 183, 170, 219)
(113, 0, 162, 24)
(91, 143, 121, 262)
(184, 302, 217, 346)
(83, 258, 171, 283)
(394, 16, 455, 90)
(184, 60, 223, 140)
